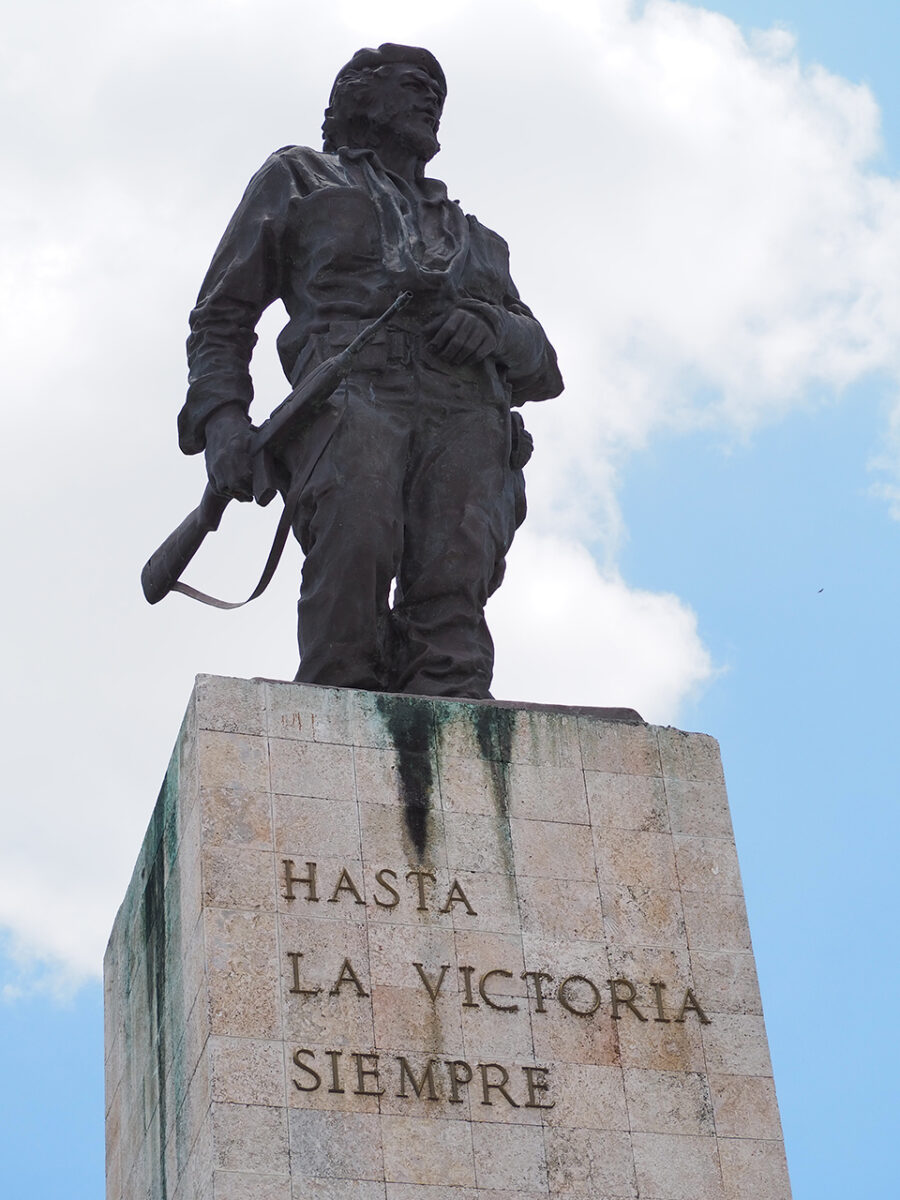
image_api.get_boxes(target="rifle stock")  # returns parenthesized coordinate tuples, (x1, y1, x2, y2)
(141, 484, 230, 604)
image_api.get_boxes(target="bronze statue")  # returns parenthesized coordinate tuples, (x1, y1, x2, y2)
(146, 44, 562, 699)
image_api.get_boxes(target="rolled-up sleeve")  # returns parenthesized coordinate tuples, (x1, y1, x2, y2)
(178, 154, 294, 454)
(462, 219, 563, 406)
(494, 285, 564, 406)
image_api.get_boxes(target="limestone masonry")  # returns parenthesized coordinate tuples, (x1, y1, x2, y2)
(104, 675, 792, 1199)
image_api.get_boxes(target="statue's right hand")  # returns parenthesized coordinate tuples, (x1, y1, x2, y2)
(203, 406, 254, 501)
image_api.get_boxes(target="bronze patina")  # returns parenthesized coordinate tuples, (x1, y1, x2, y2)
(146, 44, 562, 698)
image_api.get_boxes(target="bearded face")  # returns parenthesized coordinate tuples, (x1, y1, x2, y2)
(324, 63, 443, 164)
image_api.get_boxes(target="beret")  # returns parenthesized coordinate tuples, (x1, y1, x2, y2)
(330, 43, 447, 103)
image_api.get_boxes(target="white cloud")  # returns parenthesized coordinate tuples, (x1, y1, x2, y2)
(2, 0, 899, 979)
(490, 530, 715, 722)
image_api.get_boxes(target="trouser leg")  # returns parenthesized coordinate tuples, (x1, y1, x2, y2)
(289, 386, 408, 689)
(390, 401, 517, 698)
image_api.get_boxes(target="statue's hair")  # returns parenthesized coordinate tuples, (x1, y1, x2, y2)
(322, 43, 446, 153)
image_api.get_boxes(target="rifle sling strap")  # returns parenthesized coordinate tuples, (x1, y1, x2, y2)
(170, 483, 297, 610)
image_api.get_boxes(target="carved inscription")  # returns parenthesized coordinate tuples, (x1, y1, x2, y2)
(284, 952, 709, 1024)
(278, 859, 711, 1110)
(282, 859, 476, 914)
(291, 1050, 554, 1109)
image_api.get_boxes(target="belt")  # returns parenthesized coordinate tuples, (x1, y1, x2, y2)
(316, 321, 424, 367)
(295, 322, 491, 387)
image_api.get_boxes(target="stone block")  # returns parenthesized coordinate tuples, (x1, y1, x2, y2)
(435, 754, 503, 817)
(382, 1115, 475, 1186)
(631, 1130, 724, 1199)
(307, 1183, 387, 1200)
(275, 853, 369, 918)
(544, 1126, 637, 1195)
(436, 701, 581, 768)
(709, 1073, 783, 1140)
(446, 870, 520, 934)
(691, 950, 762, 1015)
(674, 835, 742, 894)
(386, 1188, 472, 1200)
(460, 998, 535, 1060)
(595, 828, 679, 892)
(544, 1062, 629, 1129)
(605, 941, 693, 990)
(683, 890, 753, 952)
(105, 678, 791, 1200)
(269, 738, 355, 801)
(214, 1172, 292, 1200)
(586, 770, 669, 833)
(282, 977, 376, 1050)
(507, 707, 582, 769)
(517, 875, 604, 941)
(615, 1010, 706, 1073)
(371, 983, 465, 1056)
(505, 760, 589, 824)
(286, 1046, 382, 1115)
(213, 1103, 290, 1175)
(471, 1121, 547, 1191)
(273, 793, 361, 860)
(368, 923, 459, 990)
(197, 730, 270, 794)
(601, 884, 687, 947)
(205, 909, 280, 1038)
(624, 1067, 715, 1136)
(201, 786, 273, 849)
(289, 1108, 383, 1180)
(264, 680, 353, 746)
(718, 1137, 791, 1200)
(202, 846, 277, 911)
(445, 812, 515, 876)
(658, 727, 726, 784)
(453, 929, 526, 994)
(530, 997, 620, 1067)
(354, 745, 420, 809)
(701, 1013, 774, 1077)
(665, 777, 734, 838)
(466, 1063, 545, 1127)
(196, 674, 268, 736)
(510, 816, 596, 881)
(208, 1037, 286, 1107)
(578, 719, 661, 776)
(360, 802, 447, 871)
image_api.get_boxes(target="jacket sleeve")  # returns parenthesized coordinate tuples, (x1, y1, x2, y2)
(461, 218, 563, 405)
(177, 153, 295, 454)
(491, 283, 564, 406)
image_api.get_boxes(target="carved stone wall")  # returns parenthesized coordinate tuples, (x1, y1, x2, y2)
(104, 675, 791, 1199)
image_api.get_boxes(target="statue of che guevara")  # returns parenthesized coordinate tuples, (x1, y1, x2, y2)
(172, 43, 563, 699)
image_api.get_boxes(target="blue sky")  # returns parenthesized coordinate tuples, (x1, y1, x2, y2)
(1, 2, 898, 1197)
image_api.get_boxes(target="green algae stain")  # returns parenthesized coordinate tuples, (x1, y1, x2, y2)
(473, 704, 515, 817)
(138, 755, 185, 1200)
(142, 775, 170, 1200)
(374, 695, 437, 857)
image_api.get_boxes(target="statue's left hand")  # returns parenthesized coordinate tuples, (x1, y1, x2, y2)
(426, 305, 498, 366)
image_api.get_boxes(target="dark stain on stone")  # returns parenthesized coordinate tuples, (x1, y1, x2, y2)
(473, 705, 515, 817)
(142, 773, 169, 1200)
(375, 695, 435, 857)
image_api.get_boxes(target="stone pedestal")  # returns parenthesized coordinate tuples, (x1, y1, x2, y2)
(104, 675, 791, 1199)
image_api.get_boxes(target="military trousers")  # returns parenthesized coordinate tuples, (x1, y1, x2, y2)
(284, 354, 520, 698)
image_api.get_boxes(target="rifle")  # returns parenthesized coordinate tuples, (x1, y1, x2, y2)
(141, 290, 413, 608)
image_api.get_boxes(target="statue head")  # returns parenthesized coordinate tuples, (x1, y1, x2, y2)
(322, 43, 447, 165)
